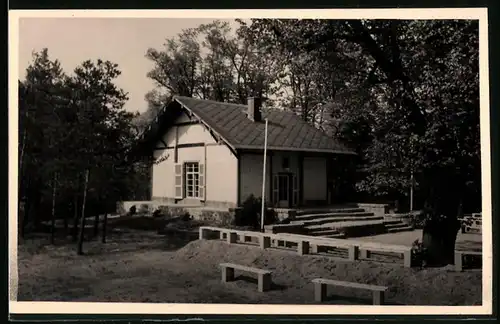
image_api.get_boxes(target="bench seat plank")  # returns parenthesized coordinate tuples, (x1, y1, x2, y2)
(312, 278, 388, 292)
(220, 263, 272, 275)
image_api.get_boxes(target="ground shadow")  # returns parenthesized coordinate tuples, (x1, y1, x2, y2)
(319, 294, 406, 306)
(233, 275, 288, 291)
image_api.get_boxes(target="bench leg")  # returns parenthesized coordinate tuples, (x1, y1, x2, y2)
(455, 252, 463, 272)
(219, 231, 225, 240)
(258, 273, 271, 292)
(298, 241, 310, 255)
(403, 250, 412, 268)
(360, 249, 370, 259)
(311, 245, 319, 254)
(222, 267, 234, 282)
(373, 290, 385, 305)
(260, 236, 271, 249)
(314, 282, 327, 302)
(227, 232, 237, 244)
(348, 246, 359, 261)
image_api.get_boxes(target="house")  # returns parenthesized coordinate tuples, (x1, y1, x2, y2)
(137, 96, 356, 210)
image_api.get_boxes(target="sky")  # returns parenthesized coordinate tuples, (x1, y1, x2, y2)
(18, 18, 238, 114)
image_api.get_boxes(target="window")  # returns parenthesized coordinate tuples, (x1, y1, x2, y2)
(282, 157, 290, 170)
(174, 162, 205, 200)
(184, 162, 200, 198)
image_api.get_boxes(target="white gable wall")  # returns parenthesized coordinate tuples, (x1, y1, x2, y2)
(151, 111, 238, 207)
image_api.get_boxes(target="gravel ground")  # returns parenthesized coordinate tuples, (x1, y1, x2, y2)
(17, 229, 482, 305)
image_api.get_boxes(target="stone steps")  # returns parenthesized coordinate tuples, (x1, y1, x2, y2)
(295, 211, 375, 221)
(295, 207, 365, 216)
(306, 229, 342, 236)
(297, 215, 384, 227)
(305, 219, 385, 231)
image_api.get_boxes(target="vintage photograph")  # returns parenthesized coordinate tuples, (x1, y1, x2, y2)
(10, 9, 490, 313)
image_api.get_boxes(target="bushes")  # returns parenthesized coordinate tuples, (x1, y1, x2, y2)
(234, 195, 277, 229)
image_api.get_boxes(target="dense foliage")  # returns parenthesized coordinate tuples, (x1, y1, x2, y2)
(143, 19, 480, 218)
(19, 19, 481, 255)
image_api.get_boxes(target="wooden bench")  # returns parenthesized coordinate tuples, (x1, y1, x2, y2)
(312, 278, 389, 305)
(454, 251, 482, 271)
(220, 263, 272, 292)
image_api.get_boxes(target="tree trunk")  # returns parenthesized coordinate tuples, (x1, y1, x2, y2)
(77, 169, 90, 255)
(101, 213, 108, 244)
(72, 194, 79, 242)
(50, 172, 58, 244)
(64, 206, 69, 234)
(94, 211, 100, 237)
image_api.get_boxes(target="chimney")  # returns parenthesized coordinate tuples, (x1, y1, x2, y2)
(247, 97, 262, 122)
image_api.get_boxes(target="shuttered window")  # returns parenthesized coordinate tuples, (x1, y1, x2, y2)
(174, 163, 184, 199)
(178, 162, 205, 200)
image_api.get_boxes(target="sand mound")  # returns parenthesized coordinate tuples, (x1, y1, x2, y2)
(171, 240, 482, 305)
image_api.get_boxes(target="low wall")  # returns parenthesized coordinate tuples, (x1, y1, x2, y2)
(384, 213, 413, 225)
(116, 201, 233, 226)
(355, 203, 390, 217)
(199, 226, 413, 267)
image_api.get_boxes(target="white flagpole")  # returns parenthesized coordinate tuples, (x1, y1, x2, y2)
(261, 118, 269, 232)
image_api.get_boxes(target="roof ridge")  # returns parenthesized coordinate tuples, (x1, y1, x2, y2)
(174, 96, 247, 108)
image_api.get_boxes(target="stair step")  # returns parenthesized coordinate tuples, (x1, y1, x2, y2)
(296, 215, 383, 226)
(296, 208, 365, 216)
(385, 222, 408, 229)
(388, 226, 414, 233)
(295, 211, 375, 221)
(383, 219, 403, 225)
(307, 229, 341, 236)
(323, 233, 346, 239)
(306, 219, 385, 230)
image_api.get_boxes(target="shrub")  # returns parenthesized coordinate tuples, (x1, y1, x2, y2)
(411, 239, 428, 268)
(236, 195, 276, 228)
(138, 203, 150, 214)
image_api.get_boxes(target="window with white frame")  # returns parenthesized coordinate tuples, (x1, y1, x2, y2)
(184, 162, 200, 198)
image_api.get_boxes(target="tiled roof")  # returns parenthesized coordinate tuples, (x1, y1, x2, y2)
(150, 96, 355, 155)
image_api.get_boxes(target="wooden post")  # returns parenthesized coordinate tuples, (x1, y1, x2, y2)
(227, 232, 237, 244)
(348, 245, 359, 261)
(298, 241, 310, 255)
(314, 282, 327, 302)
(403, 250, 412, 268)
(373, 290, 385, 305)
(260, 236, 271, 249)
(454, 252, 463, 272)
(360, 249, 370, 259)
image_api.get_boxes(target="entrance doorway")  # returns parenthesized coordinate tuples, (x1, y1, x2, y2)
(273, 173, 298, 208)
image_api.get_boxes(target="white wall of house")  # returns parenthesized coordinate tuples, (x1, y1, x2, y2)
(206, 144, 238, 204)
(303, 156, 327, 202)
(151, 111, 238, 207)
